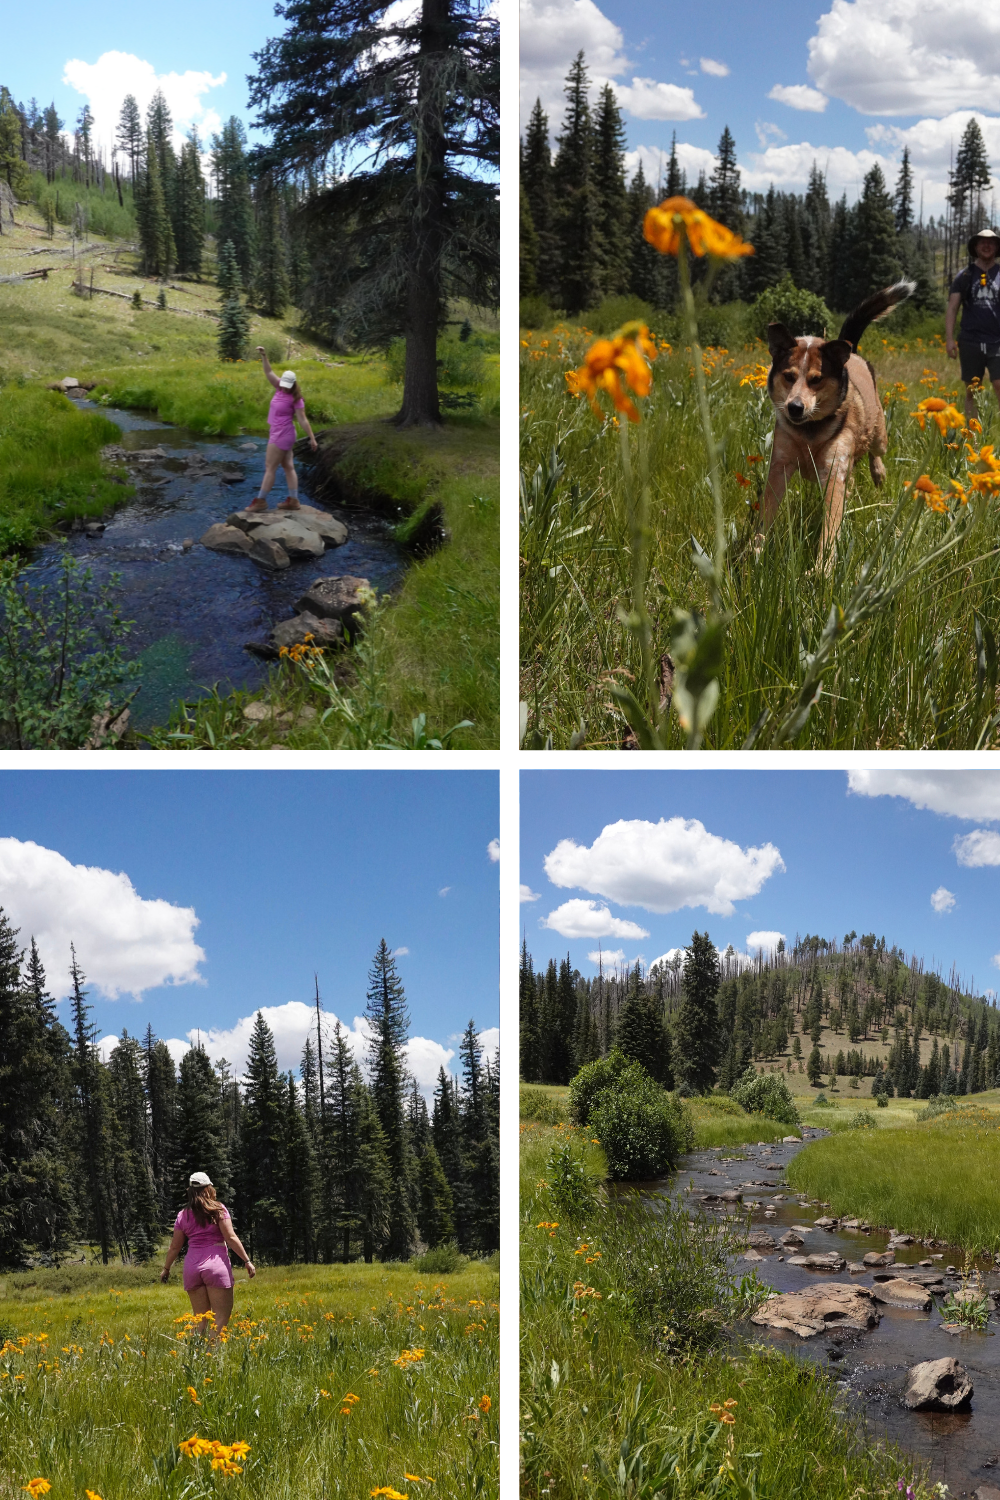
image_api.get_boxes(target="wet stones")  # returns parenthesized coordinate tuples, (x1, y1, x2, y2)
(219, 504, 349, 569)
(294, 576, 370, 632)
(751, 1282, 880, 1338)
(813, 1216, 836, 1228)
(747, 1231, 778, 1252)
(863, 1251, 895, 1267)
(869, 1280, 932, 1311)
(786, 1253, 847, 1273)
(271, 612, 343, 652)
(249, 536, 291, 570)
(201, 523, 253, 556)
(902, 1357, 973, 1411)
(779, 1230, 805, 1248)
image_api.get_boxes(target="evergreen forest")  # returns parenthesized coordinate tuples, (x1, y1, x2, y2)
(0, 916, 499, 1272)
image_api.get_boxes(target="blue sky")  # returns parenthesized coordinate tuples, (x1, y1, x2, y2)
(520, 769, 1000, 998)
(0, 770, 499, 1086)
(519, 0, 1000, 220)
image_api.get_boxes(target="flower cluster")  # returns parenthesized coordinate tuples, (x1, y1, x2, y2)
(22, 1482, 50, 1499)
(179, 1435, 251, 1477)
(278, 632, 326, 666)
(392, 1347, 426, 1370)
(710, 1399, 738, 1426)
(643, 197, 754, 260)
(565, 322, 657, 423)
(911, 396, 966, 436)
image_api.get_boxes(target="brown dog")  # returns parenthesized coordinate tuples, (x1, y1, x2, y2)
(760, 281, 915, 565)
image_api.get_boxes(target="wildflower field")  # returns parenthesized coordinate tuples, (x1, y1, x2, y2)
(520, 1122, 936, 1499)
(520, 205, 1000, 749)
(0, 1259, 498, 1500)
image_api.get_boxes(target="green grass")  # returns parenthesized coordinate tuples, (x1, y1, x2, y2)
(785, 1105, 1000, 1250)
(0, 383, 132, 550)
(521, 318, 1000, 749)
(0, 1257, 497, 1499)
(688, 1108, 792, 1149)
(520, 1123, 932, 1500)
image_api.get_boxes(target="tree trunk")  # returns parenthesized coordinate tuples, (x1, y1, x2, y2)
(394, 0, 449, 427)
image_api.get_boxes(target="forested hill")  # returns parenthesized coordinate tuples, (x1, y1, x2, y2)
(520, 930, 996, 1100)
(0, 914, 499, 1272)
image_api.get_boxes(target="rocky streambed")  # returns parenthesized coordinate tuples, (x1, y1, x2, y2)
(26, 402, 404, 729)
(663, 1134, 1000, 1497)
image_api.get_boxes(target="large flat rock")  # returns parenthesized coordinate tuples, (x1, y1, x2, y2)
(228, 504, 347, 546)
(295, 575, 371, 627)
(201, 523, 253, 555)
(785, 1253, 847, 1273)
(869, 1279, 932, 1310)
(751, 1282, 880, 1338)
(250, 519, 325, 558)
(903, 1357, 973, 1411)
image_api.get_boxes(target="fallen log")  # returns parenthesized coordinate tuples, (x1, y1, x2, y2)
(69, 276, 219, 316)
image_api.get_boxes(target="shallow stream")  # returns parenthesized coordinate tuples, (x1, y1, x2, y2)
(26, 403, 404, 729)
(658, 1134, 1000, 1496)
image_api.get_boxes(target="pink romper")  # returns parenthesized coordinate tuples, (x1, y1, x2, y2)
(267, 389, 305, 450)
(175, 1205, 234, 1291)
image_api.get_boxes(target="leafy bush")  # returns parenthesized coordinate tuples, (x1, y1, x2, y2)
(569, 1049, 642, 1125)
(519, 295, 554, 330)
(746, 273, 834, 342)
(731, 1064, 800, 1127)
(875, 1092, 889, 1108)
(590, 1086, 693, 1180)
(696, 1093, 744, 1116)
(586, 295, 656, 336)
(519, 1085, 567, 1124)
(411, 1242, 469, 1273)
(851, 1110, 878, 1131)
(546, 1138, 600, 1219)
(812, 1094, 833, 1108)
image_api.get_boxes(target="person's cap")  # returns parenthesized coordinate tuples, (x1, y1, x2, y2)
(969, 228, 1000, 256)
(278, 370, 297, 388)
(189, 1171, 213, 1187)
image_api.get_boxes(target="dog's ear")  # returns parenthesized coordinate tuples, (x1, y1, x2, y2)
(767, 323, 797, 362)
(822, 339, 853, 370)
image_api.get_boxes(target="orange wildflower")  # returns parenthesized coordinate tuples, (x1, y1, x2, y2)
(911, 397, 966, 435)
(565, 321, 657, 423)
(643, 196, 754, 260)
(909, 474, 948, 514)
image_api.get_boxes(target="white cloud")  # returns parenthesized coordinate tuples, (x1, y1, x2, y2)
(544, 817, 785, 917)
(519, 884, 541, 903)
(615, 78, 704, 121)
(848, 770, 1000, 822)
(993, 954, 1000, 973)
(700, 58, 729, 78)
(769, 84, 827, 113)
(62, 51, 226, 161)
(746, 930, 786, 952)
(649, 948, 684, 972)
(586, 947, 625, 965)
(0, 838, 204, 1000)
(755, 121, 788, 149)
(930, 886, 957, 913)
(740, 140, 895, 197)
(478, 1026, 500, 1061)
(954, 829, 1000, 867)
(392, 946, 410, 956)
(487, 838, 500, 863)
(439, 886, 452, 897)
(518, 0, 702, 129)
(540, 898, 649, 940)
(808, 0, 1000, 117)
(624, 141, 717, 190)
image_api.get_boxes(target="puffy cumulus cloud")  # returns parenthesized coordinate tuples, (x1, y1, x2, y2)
(700, 58, 729, 77)
(62, 52, 226, 158)
(755, 121, 788, 149)
(746, 930, 786, 952)
(0, 838, 204, 1000)
(519, 0, 702, 129)
(487, 838, 500, 863)
(847, 769, 1000, 821)
(615, 79, 704, 121)
(865, 111, 1000, 217)
(649, 948, 684, 972)
(587, 947, 626, 966)
(624, 141, 717, 189)
(519, 884, 541, 903)
(541, 898, 649, 940)
(807, 0, 1000, 117)
(739, 141, 895, 198)
(768, 83, 828, 112)
(478, 1026, 500, 1061)
(543, 817, 784, 917)
(930, 886, 956, 913)
(953, 829, 1000, 867)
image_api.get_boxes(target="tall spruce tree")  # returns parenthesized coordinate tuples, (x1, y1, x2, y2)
(432, 1067, 473, 1248)
(365, 940, 417, 1258)
(847, 165, 901, 306)
(68, 949, 113, 1262)
(282, 1075, 318, 1261)
(552, 53, 599, 314)
(352, 1068, 392, 1262)
(116, 95, 143, 182)
(173, 1046, 231, 1207)
(459, 1020, 499, 1251)
(136, 127, 174, 277)
(591, 83, 629, 299)
(521, 99, 558, 302)
(253, 171, 289, 316)
(212, 118, 256, 283)
(144, 1028, 176, 1229)
(519, 939, 540, 1081)
(105, 1033, 159, 1261)
(174, 134, 205, 276)
(894, 146, 914, 235)
(18, 939, 77, 1260)
(238, 1013, 286, 1260)
(146, 90, 178, 229)
(673, 932, 721, 1094)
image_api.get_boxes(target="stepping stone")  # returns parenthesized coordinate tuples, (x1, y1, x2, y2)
(201, 522, 253, 555)
(295, 575, 371, 629)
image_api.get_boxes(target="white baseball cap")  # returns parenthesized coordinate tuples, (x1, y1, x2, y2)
(278, 370, 297, 389)
(189, 1172, 213, 1187)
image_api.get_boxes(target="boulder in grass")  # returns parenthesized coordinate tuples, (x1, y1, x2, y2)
(201, 523, 253, 555)
(295, 575, 371, 630)
(902, 1357, 973, 1411)
(249, 537, 291, 570)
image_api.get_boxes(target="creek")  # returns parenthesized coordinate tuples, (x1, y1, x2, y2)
(25, 403, 405, 729)
(661, 1134, 1000, 1496)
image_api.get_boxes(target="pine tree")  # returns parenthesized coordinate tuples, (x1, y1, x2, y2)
(68, 949, 113, 1262)
(665, 132, 685, 197)
(519, 940, 541, 1082)
(0, 88, 29, 198)
(615, 965, 671, 1084)
(847, 165, 901, 305)
(173, 1046, 231, 1206)
(417, 1141, 455, 1247)
(42, 103, 63, 185)
(211, 118, 257, 285)
(146, 90, 178, 229)
(894, 146, 914, 235)
(950, 118, 992, 252)
(352, 1069, 391, 1262)
(807, 1044, 823, 1086)
(238, 1013, 286, 1260)
(521, 98, 558, 303)
(365, 940, 417, 1258)
(519, 181, 539, 298)
(136, 127, 174, 278)
(592, 83, 629, 299)
(709, 126, 744, 299)
(105, 1033, 159, 1260)
(18, 939, 77, 1260)
(116, 95, 143, 182)
(459, 1020, 498, 1251)
(216, 239, 243, 299)
(144, 1029, 176, 1229)
(432, 1068, 473, 1249)
(825, 193, 854, 310)
(802, 163, 831, 294)
(552, 53, 599, 314)
(174, 134, 205, 276)
(253, 172, 289, 316)
(217, 294, 250, 362)
(75, 104, 94, 188)
(325, 1021, 362, 1261)
(281, 1075, 318, 1261)
(673, 933, 721, 1094)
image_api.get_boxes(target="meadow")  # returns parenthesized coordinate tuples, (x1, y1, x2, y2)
(0, 208, 499, 748)
(0, 1257, 498, 1500)
(520, 313, 1000, 749)
(519, 1121, 933, 1499)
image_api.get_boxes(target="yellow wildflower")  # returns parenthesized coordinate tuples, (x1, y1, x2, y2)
(85, 1491, 103, 1500)
(187, 1385, 201, 1404)
(22, 1483, 51, 1499)
(565, 321, 656, 423)
(478, 1395, 491, 1412)
(643, 196, 754, 260)
(911, 396, 966, 435)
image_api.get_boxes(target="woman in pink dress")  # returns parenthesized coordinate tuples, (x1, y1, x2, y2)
(248, 348, 319, 513)
(160, 1172, 255, 1338)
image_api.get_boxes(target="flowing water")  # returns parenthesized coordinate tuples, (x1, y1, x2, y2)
(25, 403, 405, 729)
(656, 1134, 1000, 1496)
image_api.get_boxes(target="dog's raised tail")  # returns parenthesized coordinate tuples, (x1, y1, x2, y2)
(838, 280, 916, 350)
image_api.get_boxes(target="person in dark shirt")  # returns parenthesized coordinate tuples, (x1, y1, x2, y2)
(946, 228, 1000, 418)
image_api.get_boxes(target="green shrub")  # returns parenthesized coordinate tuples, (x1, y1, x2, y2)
(731, 1064, 800, 1127)
(696, 1093, 743, 1116)
(546, 1138, 600, 1219)
(875, 1092, 889, 1107)
(747, 273, 834, 342)
(519, 1086, 567, 1124)
(519, 295, 554, 330)
(590, 1086, 693, 1180)
(411, 1241, 469, 1273)
(851, 1110, 878, 1131)
(586, 294, 656, 335)
(812, 1094, 833, 1108)
(384, 336, 485, 390)
(568, 1049, 640, 1125)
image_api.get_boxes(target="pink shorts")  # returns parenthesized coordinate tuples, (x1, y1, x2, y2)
(183, 1252, 233, 1292)
(268, 425, 296, 451)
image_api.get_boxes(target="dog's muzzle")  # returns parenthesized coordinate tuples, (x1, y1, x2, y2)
(786, 398, 806, 422)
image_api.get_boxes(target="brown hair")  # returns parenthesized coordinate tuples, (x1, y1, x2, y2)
(186, 1182, 224, 1228)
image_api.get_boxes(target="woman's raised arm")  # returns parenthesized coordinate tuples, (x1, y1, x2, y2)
(256, 347, 280, 390)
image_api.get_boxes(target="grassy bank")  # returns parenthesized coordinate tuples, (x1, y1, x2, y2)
(785, 1105, 1000, 1251)
(519, 1084, 797, 1149)
(0, 1257, 498, 1499)
(520, 1122, 931, 1499)
(521, 317, 1000, 749)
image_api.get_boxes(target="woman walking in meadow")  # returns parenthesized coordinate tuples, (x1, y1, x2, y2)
(160, 1172, 255, 1338)
(248, 348, 319, 512)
